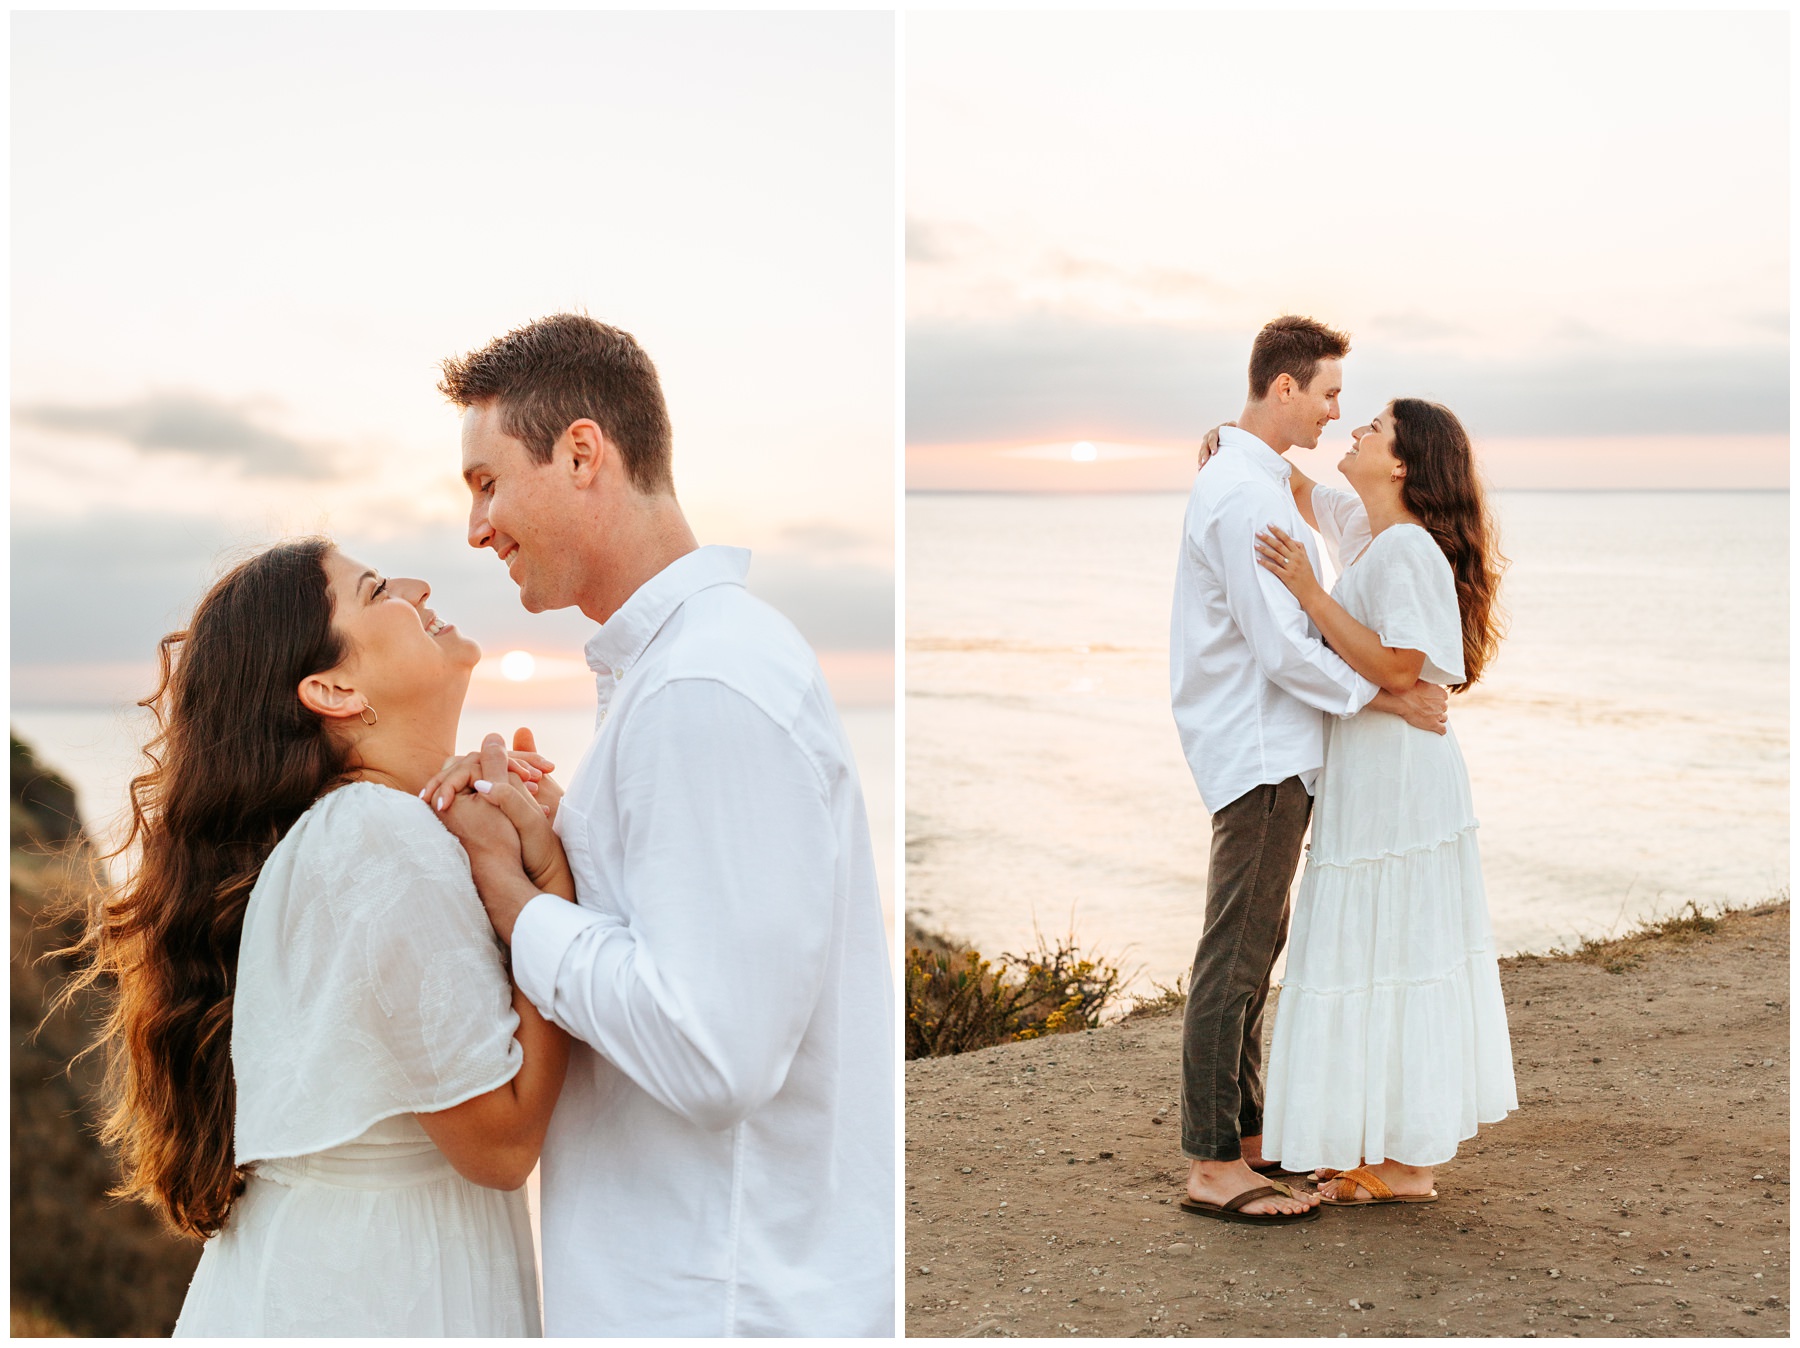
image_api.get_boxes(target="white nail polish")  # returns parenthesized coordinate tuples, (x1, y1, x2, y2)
(473, 780, 493, 795)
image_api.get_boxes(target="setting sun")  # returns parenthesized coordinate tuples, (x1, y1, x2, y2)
(500, 650, 536, 682)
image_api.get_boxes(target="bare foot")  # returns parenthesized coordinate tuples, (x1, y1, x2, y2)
(1323, 1160, 1435, 1200)
(1240, 1133, 1274, 1170)
(1187, 1158, 1319, 1216)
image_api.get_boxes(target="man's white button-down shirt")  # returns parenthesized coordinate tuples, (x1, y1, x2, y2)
(1170, 427, 1379, 814)
(510, 545, 894, 1337)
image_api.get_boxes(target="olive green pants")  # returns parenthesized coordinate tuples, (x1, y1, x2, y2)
(1180, 775, 1313, 1161)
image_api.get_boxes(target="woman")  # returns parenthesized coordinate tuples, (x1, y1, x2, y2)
(64, 537, 574, 1334)
(1250, 399, 1518, 1205)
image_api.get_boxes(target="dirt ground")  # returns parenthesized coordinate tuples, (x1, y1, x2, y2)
(905, 903, 1789, 1338)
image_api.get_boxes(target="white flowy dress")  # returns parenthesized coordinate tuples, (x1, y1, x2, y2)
(1262, 487, 1518, 1170)
(173, 782, 541, 1337)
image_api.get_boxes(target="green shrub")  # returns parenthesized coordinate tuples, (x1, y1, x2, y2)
(904, 932, 1122, 1060)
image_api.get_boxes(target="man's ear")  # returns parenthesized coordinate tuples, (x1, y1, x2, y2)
(1270, 372, 1295, 403)
(563, 419, 609, 489)
(298, 672, 365, 721)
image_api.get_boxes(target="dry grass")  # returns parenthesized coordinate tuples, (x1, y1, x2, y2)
(1119, 972, 1189, 1022)
(1549, 893, 1786, 975)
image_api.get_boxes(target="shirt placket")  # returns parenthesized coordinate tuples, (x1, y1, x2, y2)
(593, 662, 623, 731)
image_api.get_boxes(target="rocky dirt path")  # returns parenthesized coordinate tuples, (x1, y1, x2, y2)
(905, 903, 1789, 1338)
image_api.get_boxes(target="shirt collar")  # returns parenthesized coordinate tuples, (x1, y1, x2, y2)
(1218, 425, 1292, 481)
(583, 545, 751, 678)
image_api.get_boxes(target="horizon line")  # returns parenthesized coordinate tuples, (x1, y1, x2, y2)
(904, 486, 1791, 497)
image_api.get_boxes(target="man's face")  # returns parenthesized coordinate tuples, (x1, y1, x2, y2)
(1287, 358, 1343, 449)
(461, 403, 583, 613)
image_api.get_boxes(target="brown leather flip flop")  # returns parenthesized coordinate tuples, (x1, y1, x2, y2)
(1180, 1179, 1320, 1225)
(1318, 1166, 1438, 1206)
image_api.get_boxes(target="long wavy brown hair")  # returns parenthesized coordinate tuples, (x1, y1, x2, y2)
(1389, 398, 1508, 690)
(56, 538, 353, 1239)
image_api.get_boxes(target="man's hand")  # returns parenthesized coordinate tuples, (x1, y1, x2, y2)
(419, 730, 558, 817)
(1369, 680, 1450, 735)
(504, 727, 563, 824)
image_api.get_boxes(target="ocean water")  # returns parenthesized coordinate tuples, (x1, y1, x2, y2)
(906, 490, 1788, 992)
(9, 701, 896, 949)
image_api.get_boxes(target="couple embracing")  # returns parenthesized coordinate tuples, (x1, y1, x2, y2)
(1171, 316, 1518, 1224)
(78, 315, 894, 1334)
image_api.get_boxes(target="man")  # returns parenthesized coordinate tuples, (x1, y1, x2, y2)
(434, 314, 893, 1334)
(1170, 315, 1448, 1223)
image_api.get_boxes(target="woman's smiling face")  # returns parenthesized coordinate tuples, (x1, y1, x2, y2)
(1341, 405, 1404, 492)
(317, 548, 482, 712)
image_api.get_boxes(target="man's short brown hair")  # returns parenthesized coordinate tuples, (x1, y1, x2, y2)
(438, 313, 674, 493)
(1247, 315, 1351, 400)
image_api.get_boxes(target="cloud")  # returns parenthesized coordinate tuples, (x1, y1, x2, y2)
(12, 513, 893, 680)
(1367, 312, 1471, 343)
(907, 320, 1247, 442)
(747, 553, 894, 650)
(908, 216, 1235, 325)
(14, 392, 337, 478)
(1740, 307, 1789, 336)
(907, 317, 1790, 441)
(906, 216, 983, 265)
(778, 520, 883, 553)
(11, 513, 247, 664)
(1040, 252, 1232, 306)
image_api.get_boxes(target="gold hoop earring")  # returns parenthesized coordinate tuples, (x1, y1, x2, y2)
(359, 704, 378, 727)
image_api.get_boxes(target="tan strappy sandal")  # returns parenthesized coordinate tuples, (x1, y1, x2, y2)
(1318, 1166, 1438, 1206)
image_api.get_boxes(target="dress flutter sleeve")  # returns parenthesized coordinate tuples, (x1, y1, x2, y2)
(1367, 526, 1467, 687)
(1310, 484, 1373, 572)
(232, 784, 523, 1163)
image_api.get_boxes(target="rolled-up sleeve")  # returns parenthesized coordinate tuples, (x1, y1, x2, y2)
(510, 678, 836, 1133)
(1310, 484, 1372, 573)
(1201, 487, 1378, 717)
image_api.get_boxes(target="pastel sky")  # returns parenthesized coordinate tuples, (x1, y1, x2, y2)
(906, 10, 1788, 489)
(12, 12, 894, 705)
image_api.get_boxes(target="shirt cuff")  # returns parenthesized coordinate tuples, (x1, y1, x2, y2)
(1343, 672, 1381, 716)
(510, 893, 602, 1020)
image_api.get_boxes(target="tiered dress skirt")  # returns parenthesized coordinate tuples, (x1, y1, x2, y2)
(1262, 710, 1518, 1170)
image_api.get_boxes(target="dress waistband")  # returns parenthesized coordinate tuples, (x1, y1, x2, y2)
(252, 1140, 458, 1191)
